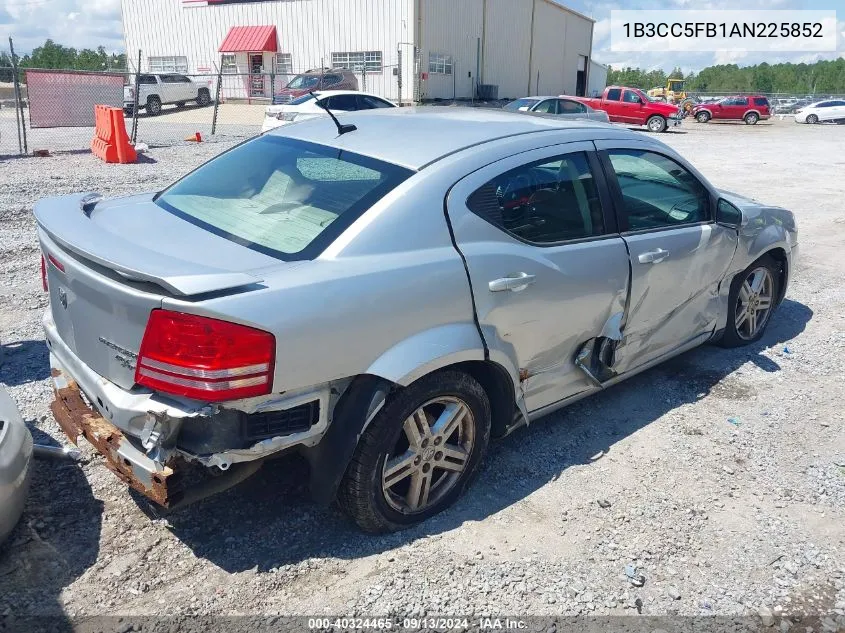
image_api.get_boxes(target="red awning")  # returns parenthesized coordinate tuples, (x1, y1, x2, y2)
(219, 26, 278, 53)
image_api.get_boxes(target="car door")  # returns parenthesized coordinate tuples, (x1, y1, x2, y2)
(157, 75, 177, 103)
(730, 97, 749, 120)
(602, 88, 624, 120)
(620, 89, 644, 123)
(595, 141, 738, 372)
(446, 142, 630, 413)
(830, 101, 845, 120)
(174, 75, 196, 101)
(711, 99, 728, 120)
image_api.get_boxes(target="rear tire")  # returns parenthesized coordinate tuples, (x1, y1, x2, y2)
(744, 112, 759, 125)
(646, 115, 667, 133)
(197, 89, 211, 107)
(696, 111, 710, 123)
(338, 370, 491, 533)
(806, 114, 819, 124)
(718, 254, 781, 348)
(146, 95, 162, 116)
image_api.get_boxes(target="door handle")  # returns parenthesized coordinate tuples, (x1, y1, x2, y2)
(489, 272, 536, 292)
(638, 248, 670, 264)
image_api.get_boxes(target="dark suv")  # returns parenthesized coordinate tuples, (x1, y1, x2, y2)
(273, 68, 359, 104)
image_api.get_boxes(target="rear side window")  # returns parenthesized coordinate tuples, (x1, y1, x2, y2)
(607, 149, 709, 231)
(504, 98, 539, 112)
(156, 136, 413, 260)
(323, 94, 358, 110)
(753, 97, 769, 106)
(605, 88, 622, 101)
(466, 152, 605, 244)
(558, 99, 586, 114)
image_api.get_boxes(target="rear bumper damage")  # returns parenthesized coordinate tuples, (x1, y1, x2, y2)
(50, 368, 175, 505)
(46, 310, 349, 508)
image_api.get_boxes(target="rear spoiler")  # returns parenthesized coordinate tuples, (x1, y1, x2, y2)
(34, 193, 263, 297)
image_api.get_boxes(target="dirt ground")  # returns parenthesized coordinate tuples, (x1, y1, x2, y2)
(0, 115, 843, 629)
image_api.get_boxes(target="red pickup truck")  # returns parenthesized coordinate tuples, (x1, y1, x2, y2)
(569, 86, 683, 133)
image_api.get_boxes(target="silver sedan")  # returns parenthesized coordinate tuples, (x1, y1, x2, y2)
(504, 96, 610, 122)
(34, 108, 797, 532)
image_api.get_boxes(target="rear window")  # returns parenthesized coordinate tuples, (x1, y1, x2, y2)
(155, 136, 413, 260)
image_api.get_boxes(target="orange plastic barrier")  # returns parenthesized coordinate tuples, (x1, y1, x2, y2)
(90, 105, 137, 164)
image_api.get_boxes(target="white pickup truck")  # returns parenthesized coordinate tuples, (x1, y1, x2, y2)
(124, 73, 212, 116)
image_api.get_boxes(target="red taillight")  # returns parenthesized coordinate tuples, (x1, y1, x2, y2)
(41, 255, 48, 291)
(135, 309, 275, 402)
(47, 253, 65, 272)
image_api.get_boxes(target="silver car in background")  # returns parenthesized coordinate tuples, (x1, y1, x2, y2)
(34, 108, 797, 532)
(504, 96, 610, 123)
(0, 386, 33, 543)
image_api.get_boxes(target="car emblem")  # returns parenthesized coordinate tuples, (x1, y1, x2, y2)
(58, 287, 68, 309)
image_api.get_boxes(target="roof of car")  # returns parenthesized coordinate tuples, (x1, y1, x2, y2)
(273, 107, 621, 170)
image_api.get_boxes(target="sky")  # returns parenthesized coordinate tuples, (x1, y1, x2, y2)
(0, 0, 843, 72)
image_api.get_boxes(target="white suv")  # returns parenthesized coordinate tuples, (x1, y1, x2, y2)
(124, 74, 212, 116)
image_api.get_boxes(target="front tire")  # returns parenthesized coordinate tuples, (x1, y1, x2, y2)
(696, 111, 710, 123)
(806, 114, 819, 124)
(646, 115, 667, 133)
(197, 89, 211, 106)
(338, 370, 491, 533)
(744, 112, 759, 125)
(719, 255, 780, 347)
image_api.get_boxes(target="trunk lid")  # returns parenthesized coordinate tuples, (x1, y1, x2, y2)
(36, 192, 285, 390)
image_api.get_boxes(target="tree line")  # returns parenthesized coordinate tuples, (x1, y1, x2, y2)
(1, 39, 127, 82)
(608, 59, 845, 95)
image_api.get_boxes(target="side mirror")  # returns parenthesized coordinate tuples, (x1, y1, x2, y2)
(716, 198, 743, 228)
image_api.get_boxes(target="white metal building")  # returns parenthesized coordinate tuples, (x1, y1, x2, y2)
(120, 0, 595, 103)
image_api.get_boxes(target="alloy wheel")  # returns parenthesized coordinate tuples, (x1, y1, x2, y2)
(381, 396, 475, 514)
(734, 267, 774, 340)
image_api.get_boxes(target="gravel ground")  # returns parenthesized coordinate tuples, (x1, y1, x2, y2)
(0, 117, 843, 630)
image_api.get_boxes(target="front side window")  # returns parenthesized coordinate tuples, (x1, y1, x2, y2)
(607, 149, 710, 231)
(532, 100, 557, 114)
(428, 52, 453, 75)
(622, 90, 641, 103)
(156, 136, 413, 260)
(331, 51, 383, 73)
(504, 98, 539, 112)
(466, 152, 605, 244)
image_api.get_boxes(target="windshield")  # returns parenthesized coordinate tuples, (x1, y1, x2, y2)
(504, 98, 540, 112)
(286, 75, 321, 90)
(669, 81, 684, 91)
(156, 136, 413, 260)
